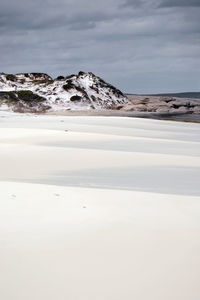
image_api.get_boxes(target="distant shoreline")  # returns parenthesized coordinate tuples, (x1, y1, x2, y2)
(126, 92, 200, 99)
(45, 110, 200, 123)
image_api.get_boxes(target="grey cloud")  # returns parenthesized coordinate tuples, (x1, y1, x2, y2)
(121, 0, 144, 7)
(0, 0, 113, 31)
(159, 0, 200, 7)
(0, 0, 199, 93)
(121, 0, 158, 9)
(122, 0, 200, 9)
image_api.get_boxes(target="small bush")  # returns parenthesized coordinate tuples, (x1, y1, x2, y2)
(0, 91, 18, 103)
(78, 71, 85, 76)
(90, 85, 98, 92)
(66, 79, 73, 84)
(91, 95, 96, 101)
(74, 86, 89, 99)
(32, 79, 53, 85)
(70, 95, 82, 101)
(56, 76, 65, 80)
(6, 74, 16, 82)
(17, 90, 44, 102)
(45, 80, 54, 85)
(31, 73, 44, 77)
(114, 89, 123, 97)
(63, 83, 74, 91)
(65, 74, 75, 80)
(29, 73, 52, 80)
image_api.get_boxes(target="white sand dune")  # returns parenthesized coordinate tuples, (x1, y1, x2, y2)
(0, 112, 200, 299)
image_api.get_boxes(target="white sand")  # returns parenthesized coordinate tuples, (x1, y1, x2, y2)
(0, 112, 200, 299)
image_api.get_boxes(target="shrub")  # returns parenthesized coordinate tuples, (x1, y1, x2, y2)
(74, 86, 89, 99)
(6, 74, 16, 82)
(91, 95, 96, 101)
(56, 76, 65, 80)
(70, 95, 82, 101)
(33, 79, 53, 85)
(114, 89, 123, 97)
(66, 79, 73, 84)
(63, 83, 74, 91)
(75, 86, 83, 93)
(78, 71, 85, 76)
(65, 74, 75, 80)
(31, 73, 44, 77)
(17, 90, 44, 102)
(45, 80, 54, 85)
(90, 85, 98, 92)
(30, 73, 52, 80)
(0, 91, 18, 103)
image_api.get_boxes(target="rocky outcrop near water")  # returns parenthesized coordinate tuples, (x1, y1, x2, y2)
(123, 95, 200, 114)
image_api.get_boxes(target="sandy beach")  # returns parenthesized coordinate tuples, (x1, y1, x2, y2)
(0, 111, 200, 299)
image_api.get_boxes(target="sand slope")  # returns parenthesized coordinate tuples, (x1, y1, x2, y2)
(0, 112, 200, 299)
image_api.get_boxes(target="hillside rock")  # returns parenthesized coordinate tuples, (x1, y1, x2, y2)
(0, 72, 129, 112)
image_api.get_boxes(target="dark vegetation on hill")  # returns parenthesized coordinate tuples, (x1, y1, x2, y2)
(0, 91, 50, 112)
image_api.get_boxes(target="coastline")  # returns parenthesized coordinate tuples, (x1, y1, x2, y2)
(44, 109, 200, 123)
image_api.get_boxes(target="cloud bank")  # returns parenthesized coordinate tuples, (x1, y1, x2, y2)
(0, 0, 199, 93)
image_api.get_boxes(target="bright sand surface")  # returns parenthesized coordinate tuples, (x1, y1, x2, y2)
(0, 111, 200, 299)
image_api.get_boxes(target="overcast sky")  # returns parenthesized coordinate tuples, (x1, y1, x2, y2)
(0, 0, 199, 93)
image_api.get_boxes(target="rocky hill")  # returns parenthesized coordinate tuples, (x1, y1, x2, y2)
(0, 72, 129, 112)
